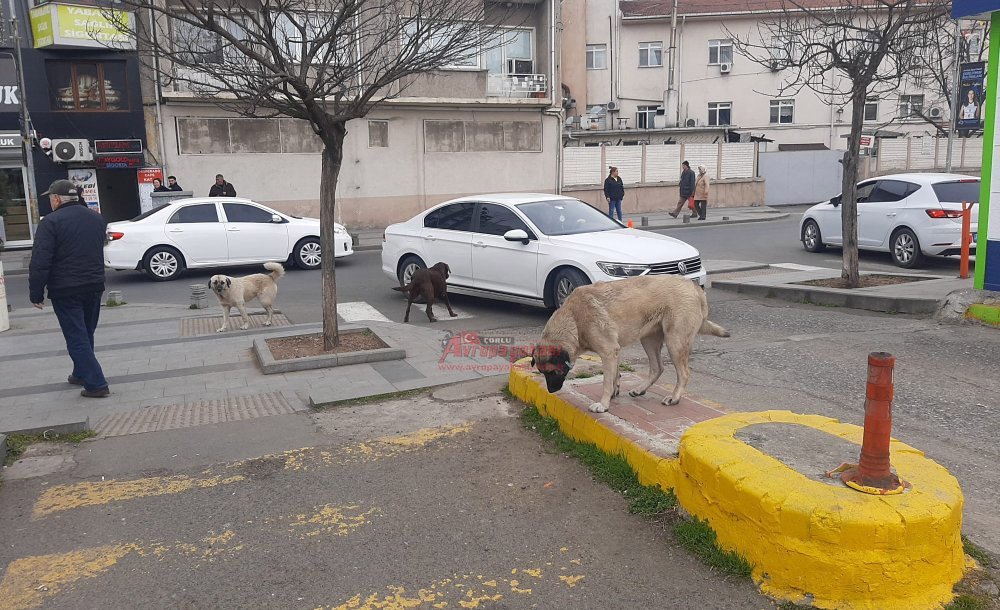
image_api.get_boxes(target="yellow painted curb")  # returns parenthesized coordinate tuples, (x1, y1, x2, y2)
(508, 362, 966, 610)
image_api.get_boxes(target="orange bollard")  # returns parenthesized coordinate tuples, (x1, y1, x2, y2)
(627, 219, 634, 228)
(832, 352, 909, 495)
(960, 201, 974, 279)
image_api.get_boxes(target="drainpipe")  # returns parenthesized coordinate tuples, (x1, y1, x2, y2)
(8, 0, 38, 236)
(545, 0, 563, 194)
(664, 0, 678, 126)
(148, 8, 168, 175)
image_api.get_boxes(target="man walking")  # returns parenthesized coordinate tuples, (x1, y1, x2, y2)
(29, 180, 111, 397)
(669, 160, 696, 218)
(208, 174, 237, 197)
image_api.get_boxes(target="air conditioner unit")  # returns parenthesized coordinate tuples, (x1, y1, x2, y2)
(51, 139, 93, 163)
(719, 62, 732, 74)
(507, 59, 534, 75)
(929, 107, 943, 119)
(606, 100, 619, 112)
(685, 118, 702, 127)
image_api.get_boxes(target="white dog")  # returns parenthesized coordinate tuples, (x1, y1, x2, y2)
(209, 262, 285, 332)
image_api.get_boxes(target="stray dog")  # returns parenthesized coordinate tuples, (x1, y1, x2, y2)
(210, 262, 285, 332)
(531, 275, 730, 413)
(392, 262, 458, 323)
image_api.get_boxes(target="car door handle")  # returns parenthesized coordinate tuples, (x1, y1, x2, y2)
(227, 227, 240, 232)
(474, 241, 487, 248)
(886, 212, 897, 217)
(424, 234, 436, 241)
(168, 228, 183, 233)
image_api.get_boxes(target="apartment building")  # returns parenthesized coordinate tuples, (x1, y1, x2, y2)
(560, 0, 978, 151)
(145, 0, 561, 230)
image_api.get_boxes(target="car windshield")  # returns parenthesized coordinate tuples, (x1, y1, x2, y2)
(130, 204, 171, 221)
(516, 199, 623, 236)
(931, 181, 980, 204)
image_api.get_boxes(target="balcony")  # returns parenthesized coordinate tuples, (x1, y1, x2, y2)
(487, 73, 547, 99)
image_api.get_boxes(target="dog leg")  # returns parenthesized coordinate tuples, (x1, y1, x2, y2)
(662, 334, 693, 406)
(589, 348, 619, 413)
(629, 333, 665, 398)
(441, 290, 458, 318)
(236, 302, 250, 331)
(217, 306, 230, 332)
(425, 303, 437, 323)
(403, 298, 412, 323)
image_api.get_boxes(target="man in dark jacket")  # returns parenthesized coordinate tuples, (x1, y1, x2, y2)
(29, 179, 111, 397)
(208, 174, 236, 197)
(167, 176, 184, 191)
(669, 160, 697, 218)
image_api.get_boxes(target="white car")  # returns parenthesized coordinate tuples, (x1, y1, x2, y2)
(104, 197, 353, 280)
(799, 173, 979, 268)
(381, 193, 707, 308)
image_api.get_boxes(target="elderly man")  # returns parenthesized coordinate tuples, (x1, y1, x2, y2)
(208, 173, 236, 197)
(28, 179, 111, 398)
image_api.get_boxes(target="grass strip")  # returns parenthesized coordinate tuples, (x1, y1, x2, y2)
(4, 430, 96, 466)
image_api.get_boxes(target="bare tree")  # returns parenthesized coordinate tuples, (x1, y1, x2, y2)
(105, 0, 518, 348)
(729, 0, 949, 286)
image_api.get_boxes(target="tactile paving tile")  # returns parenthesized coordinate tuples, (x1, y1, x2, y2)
(709, 267, 796, 281)
(94, 392, 298, 438)
(180, 313, 291, 337)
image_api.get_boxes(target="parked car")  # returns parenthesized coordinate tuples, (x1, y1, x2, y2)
(381, 193, 707, 309)
(799, 173, 980, 268)
(104, 197, 352, 281)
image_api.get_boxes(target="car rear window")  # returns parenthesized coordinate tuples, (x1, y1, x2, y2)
(932, 181, 980, 203)
(130, 204, 171, 221)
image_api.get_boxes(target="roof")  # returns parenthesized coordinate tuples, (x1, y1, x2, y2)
(874, 172, 980, 184)
(620, 0, 893, 18)
(440, 193, 579, 206)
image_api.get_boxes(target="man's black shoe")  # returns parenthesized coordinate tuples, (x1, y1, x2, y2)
(80, 387, 110, 398)
(68, 375, 85, 386)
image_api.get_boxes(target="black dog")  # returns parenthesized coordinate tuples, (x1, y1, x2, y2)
(392, 262, 458, 323)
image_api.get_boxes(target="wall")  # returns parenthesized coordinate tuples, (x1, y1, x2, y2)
(564, 178, 764, 211)
(759, 150, 845, 205)
(563, 142, 756, 186)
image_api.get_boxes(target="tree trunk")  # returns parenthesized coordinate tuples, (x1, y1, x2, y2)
(320, 122, 347, 351)
(840, 90, 867, 287)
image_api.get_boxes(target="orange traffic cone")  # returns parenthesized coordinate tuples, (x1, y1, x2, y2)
(627, 220, 634, 228)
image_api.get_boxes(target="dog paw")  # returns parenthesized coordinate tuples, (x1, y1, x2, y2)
(263, 321, 272, 327)
(663, 397, 681, 406)
(240, 324, 249, 331)
(628, 389, 646, 397)
(216, 327, 226, 333)
(588, 402, 608, 413)
(450, 312, 458, 317)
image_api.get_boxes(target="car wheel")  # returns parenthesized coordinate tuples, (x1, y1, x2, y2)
(294, 237, 322, 270)
(802, 219, 825, 253)
(890, 228, 923, 268)
(143, 246, 185, 281)
(397, 255, 426, 286)
(552, 268, 590, 309)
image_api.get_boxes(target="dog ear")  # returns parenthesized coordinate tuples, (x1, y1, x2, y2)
(226, 278, 231, 287)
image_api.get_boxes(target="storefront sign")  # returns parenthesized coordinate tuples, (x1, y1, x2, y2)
(137, 167, 163, 214)
(68, 168, 100, 213)
(958, 62, 986, 130)
(95, 154, 143, 169)
(95, 139, 143, 154)
(29, 3, 135, 50)
(0, 56, 20, 113)
(0, 131, 22, 161)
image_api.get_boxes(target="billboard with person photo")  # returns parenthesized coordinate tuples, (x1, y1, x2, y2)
(958, 61, 986, 130)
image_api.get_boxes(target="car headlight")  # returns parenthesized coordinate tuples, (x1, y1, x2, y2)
(333, 225, 347, 235)
(597, 262, 650, 277)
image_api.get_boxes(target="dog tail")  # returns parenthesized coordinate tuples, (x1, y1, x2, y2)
(264, 262, 285, 281)
(699, 319, 730, 338)
(392, 284, 411, 293)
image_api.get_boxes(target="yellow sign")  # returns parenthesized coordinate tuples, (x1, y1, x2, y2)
(29, 3, 134, 49)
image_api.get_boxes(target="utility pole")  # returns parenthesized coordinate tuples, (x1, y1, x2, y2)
(665, 0, 679, 126)
(945, 20, 963, 173)
(7, 0, 38, 236)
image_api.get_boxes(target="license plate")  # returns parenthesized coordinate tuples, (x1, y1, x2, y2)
(972, 232, 977, 242)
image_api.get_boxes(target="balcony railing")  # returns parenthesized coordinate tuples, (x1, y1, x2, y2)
(487, 73, 547, 98)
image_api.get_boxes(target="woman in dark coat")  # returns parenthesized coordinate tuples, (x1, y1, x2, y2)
(603, 166, 625, 221)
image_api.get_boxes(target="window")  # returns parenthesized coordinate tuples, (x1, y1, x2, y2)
(403, 21, 481, 69)
(484, 28, 534, 75)
(639, 42, 662, 67)
(898, 95, 924, 118)
(273, 12, 342, 64)
(476, 204, 531, 237)
(169, 204, 218, 223)
(708, 102, 732, 126)
(223, 203, 275, 223)
(709, 39, 733, 65)
(424, 202, 475, 231)
(369, 120, 389, 148)
(932, 180, 980, 203)
(516, 199, 621, 236)
(853, 182, 878, 202)
(586, 44, 607, 70)
(172, 17, 247, 65)
(637, 105, 661, 129)
(864, 97, 878, 122)
(867, 180, 918, 203)
(768, 36, 793, 65)
(769, 99, 794, 124)
(47, 61, 128, 111)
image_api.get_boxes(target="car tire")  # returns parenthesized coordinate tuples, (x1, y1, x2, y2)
(397, 255, 426, 286)
(890, 228, 923, 269)
(143, 246, 185, 281)
(802, 219, 825, 253)
(293, 237, 322, 270)
(551, 268, 590, 309)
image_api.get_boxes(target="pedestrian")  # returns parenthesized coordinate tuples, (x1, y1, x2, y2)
(603, 166, 624, 222)
(208, 174, 237, 197)
(693, 164, 710, 220)
(669, 160, 696, 218)
(28, 179, 111, 398)
(167, 175, 183, 191)
(152, 178, 169, 193)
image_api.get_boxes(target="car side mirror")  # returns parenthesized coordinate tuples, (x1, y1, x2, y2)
(271, 214, 283, 223)
(504, 229, 530, 244)
(830, 196, 841, 207)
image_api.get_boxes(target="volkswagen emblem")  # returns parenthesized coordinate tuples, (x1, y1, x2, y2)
(677, 261, 688, 275)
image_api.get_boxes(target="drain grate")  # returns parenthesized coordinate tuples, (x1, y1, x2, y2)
(94, 391, 298, 437)
(180, 313, 291, 337)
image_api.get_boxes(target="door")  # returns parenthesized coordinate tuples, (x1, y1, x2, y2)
(858, 180, 916, 247)
(165, 203, 228, 263)
(95, 169, 141, 222)
(823, 181, 877, 245)
(221, 202, 290, 262)
(421, 202, 475, 287)
(471, 203, 539, 297)
(0, 166, 33, 246)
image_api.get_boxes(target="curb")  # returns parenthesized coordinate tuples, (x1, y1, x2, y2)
(508, 363, 966, 609)
(1, 418, 91, 438)
(0, 432, 6, 464)
(253, 326, 405, 375)
(710, 279, 941, 314)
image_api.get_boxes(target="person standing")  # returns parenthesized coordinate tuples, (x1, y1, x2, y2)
(669, 161, 696, 218)
(152, 178, 169, 193)
(603, 166, 625, 221)
(208, 174, 237, 197)
(167, 176, 184, 191)
(28, 179, 111, 398)
(693, 164, 710, 220)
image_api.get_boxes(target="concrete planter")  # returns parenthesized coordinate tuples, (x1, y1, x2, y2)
(253, 326, 405, 374)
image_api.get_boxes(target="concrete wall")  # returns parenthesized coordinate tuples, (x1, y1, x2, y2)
(564, 178, 765, 212)
(759, 150, 845, 205)
(160, 103, 559, 228)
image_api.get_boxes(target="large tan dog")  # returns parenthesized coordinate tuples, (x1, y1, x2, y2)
(531, 275, 730, 413)
(209, 262, 285, 332)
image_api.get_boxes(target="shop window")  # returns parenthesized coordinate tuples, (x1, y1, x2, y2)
(47, 61, 129, 111)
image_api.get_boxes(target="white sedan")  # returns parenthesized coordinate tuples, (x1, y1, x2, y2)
(381, 193, 707, 308)
(800, 173, 979, 268)
(104, 197, 353, 281)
